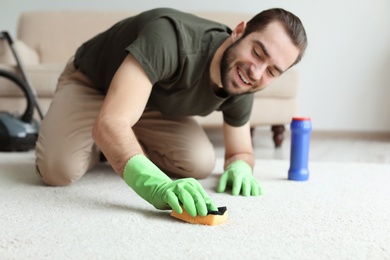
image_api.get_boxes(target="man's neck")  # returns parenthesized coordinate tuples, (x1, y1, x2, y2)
(210, 82, 229, 98)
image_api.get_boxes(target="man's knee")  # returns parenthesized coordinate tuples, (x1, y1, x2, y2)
(171, 146, 216, 179)
(188, 151, 216, 179)
(35, 155, 85, 186)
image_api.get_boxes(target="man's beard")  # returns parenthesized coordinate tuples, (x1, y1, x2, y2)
(220, 40, 249, 96)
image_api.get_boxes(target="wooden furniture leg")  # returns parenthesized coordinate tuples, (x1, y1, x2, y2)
(271, 125, 285, 148)
(250, 127, 255, 137)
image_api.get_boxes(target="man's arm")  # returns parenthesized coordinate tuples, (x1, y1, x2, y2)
(223, 121, 254, 170)
(218, 121, 262, 196)
(92, 53, 217, 215)
(92, 54, 152, 176)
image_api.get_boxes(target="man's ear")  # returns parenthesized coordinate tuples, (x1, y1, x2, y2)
(231, 21, 247, 42)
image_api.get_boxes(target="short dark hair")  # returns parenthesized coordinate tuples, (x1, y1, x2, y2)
(243, 8, 308, 66)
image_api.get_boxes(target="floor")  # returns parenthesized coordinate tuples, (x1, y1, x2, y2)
(206, 127, 390, 164)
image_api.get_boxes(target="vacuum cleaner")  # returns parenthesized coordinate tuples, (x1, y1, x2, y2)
(0, 31, 44, 152)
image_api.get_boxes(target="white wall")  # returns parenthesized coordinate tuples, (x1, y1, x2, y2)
(1, 0, 390, 132)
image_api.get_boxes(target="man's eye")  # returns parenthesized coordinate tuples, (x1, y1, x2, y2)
(253, 49, 260, 58)
(268, 69, 275, 77)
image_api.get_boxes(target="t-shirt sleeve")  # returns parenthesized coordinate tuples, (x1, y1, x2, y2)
(125, 18, 179, 84)
(221, 94, 254, 127)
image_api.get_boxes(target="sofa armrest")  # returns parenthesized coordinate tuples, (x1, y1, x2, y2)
(0, 38, 39, 65)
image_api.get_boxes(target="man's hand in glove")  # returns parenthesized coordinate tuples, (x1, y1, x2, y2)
(123, 154, 217, 217)
(217, 160, 262, 196)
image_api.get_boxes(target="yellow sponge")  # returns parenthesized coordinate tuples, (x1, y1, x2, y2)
(171, 206, 228, 226)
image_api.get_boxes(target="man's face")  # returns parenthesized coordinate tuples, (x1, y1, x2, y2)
(220, 21, 300, 95)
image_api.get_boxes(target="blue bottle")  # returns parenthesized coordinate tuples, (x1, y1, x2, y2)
(288, 117, 312, 181)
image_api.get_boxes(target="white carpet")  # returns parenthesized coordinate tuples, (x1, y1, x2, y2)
(0, 152, 389, 260)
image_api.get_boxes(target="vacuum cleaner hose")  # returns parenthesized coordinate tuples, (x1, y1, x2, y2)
(0, 69, 35, 123)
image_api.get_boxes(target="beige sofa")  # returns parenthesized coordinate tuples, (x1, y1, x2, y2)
(0, 10, 300, 147)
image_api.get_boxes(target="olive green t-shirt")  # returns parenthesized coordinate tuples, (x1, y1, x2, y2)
(74, 8, 254, 126)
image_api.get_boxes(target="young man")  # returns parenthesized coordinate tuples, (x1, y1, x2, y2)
(35, 8, 307, 217)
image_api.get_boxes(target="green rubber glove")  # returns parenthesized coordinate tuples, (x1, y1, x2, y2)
(217, 160, 262, 196)
(123, 154, 217, 217)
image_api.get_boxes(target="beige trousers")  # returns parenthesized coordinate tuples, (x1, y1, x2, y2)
(35, 59, 216, 186)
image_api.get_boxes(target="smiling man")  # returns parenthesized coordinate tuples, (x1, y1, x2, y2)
(35, 8, 307, 217)
(217, 21, 301, 94)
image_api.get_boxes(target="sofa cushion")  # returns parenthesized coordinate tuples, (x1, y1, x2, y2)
(0, 64, 64, 97)
(254, 69, 299, 99)
(17, 11, 137, 63)
(0, 39, 39, 65)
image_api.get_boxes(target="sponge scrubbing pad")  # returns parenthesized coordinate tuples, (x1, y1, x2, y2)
(171, 206, 228, 226)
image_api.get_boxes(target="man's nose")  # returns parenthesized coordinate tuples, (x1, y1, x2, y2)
(250, 63, 266, 81)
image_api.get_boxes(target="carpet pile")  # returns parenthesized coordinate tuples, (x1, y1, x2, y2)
(0, 152, 389, 259)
